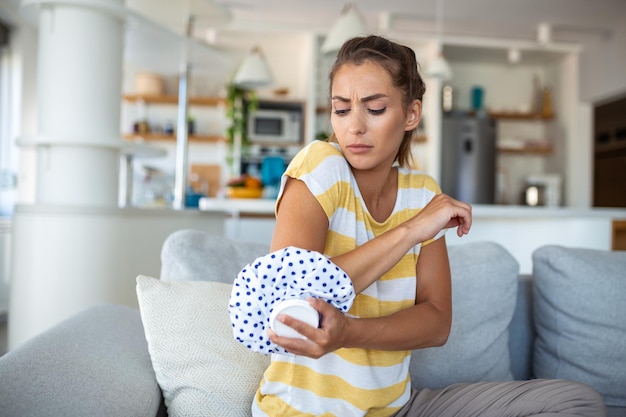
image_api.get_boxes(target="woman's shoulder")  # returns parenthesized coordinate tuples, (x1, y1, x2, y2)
(301, 140, 343, 160)
(288, 141, 347, 176)
(397, 167, 442, 194)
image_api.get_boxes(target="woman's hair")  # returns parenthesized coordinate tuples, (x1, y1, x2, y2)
(327, 35, 426, 168)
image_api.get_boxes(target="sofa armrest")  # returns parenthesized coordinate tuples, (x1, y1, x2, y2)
(0, 304, 165, 417)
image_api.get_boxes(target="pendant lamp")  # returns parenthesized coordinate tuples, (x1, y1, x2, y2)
(232, 45, 273, 89)
(426, 0, 453, 80)
(321, 2, 368, 54)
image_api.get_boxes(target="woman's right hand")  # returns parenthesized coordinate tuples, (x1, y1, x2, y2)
(407, 193, 472, 240)
(267, 297, 351, 359)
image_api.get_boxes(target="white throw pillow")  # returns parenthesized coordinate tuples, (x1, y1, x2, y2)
(136, 275, 269, 417)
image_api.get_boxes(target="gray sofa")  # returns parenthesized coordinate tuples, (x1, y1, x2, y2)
(1, 229, 625, 417)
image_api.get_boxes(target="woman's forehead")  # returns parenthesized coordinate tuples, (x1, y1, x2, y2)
(331, 62, 395, 93)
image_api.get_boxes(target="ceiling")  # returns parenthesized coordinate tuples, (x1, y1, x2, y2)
(129, 0, 626, 42)
(117, 0, 626, 73)
(6, 0, 625, 46)
(5, 0, 625, 76)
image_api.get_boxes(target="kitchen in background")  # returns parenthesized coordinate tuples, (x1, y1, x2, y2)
(119, 28, 315, 209)
(439, 44, 570, 207)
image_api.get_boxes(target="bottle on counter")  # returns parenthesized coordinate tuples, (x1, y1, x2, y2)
(541, 86, 554, 117)
(532, 74, 542, 115)
(442, 85, 454, 112)
(187, 116, 196, 135)
(164, 120, 175, 135)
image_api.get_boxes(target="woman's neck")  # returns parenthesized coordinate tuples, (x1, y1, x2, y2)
(353, 166, 398, 223)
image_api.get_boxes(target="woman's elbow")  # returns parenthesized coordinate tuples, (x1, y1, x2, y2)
(433, 312, 452, 347)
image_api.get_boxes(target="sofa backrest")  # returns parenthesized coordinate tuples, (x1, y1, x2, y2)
(160, 229, 269, 283)
(410, 241, 521, 388)
(160, 231, 529, 384)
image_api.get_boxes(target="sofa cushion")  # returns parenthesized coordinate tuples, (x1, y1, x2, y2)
(409, 241, 519, 389)
(136, 275, 269, 417)
(533, 245, 626, 408)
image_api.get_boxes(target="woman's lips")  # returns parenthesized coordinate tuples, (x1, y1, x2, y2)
(346, 143, 373, 154)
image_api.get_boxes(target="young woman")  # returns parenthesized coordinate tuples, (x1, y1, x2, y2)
(252, 35, 604, 417)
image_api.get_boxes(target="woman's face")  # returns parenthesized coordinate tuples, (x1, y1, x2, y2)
(330, 61, 420, 172)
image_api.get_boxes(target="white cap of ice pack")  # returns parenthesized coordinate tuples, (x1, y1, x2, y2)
(269, 298, 320, 339)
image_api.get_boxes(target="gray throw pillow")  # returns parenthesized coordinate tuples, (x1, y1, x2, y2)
(533, 245, 626, 408)
(410, 241, 518, 389)
(160, 229, 269, 283)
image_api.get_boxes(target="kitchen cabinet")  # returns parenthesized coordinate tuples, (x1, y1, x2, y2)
(613, 220, 626, 250)
(593, 94, 626, 208)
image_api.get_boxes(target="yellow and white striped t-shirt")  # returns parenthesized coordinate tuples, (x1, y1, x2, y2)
(253, 140, 443, 417)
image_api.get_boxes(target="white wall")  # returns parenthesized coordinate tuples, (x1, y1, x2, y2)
(9, 205, 226, 349)
(577, 24, 626, 103)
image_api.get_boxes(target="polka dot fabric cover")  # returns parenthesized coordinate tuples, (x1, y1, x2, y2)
(229, 246, 355, 355)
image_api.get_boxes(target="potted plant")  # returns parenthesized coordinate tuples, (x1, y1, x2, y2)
(225, 84, 259, 177)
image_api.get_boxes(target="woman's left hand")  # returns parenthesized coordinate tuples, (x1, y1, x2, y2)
(268, 297, 351, 359)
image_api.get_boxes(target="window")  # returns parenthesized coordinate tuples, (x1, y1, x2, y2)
(0, 19, 17, 216)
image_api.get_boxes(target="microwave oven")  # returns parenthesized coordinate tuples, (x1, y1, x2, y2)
(247, 105, 304, 144)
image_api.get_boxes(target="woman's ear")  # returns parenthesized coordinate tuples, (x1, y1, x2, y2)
(405, 100, 422, 131)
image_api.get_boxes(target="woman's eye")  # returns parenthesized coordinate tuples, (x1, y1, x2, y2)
(368, 107, 386, 115)
(334, 108, 350, 116)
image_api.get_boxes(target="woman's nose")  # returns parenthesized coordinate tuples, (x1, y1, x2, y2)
(347, 108, 366, 135)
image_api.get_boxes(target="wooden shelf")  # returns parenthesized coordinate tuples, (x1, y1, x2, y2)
(497, 144, 554, 155)
(456, 110, 555, 121)
(488, 111, 554, 121)
(316, 105, 329, 114)
(123, 133, 226, 143)
(123, 94, 226, 106)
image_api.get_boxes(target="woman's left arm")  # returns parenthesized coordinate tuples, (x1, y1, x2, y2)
(269, 236, 452, 357)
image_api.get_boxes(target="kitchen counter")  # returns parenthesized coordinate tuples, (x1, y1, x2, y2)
(445, 205, 626, 273)
(198, 197, 276, 217)
(198, 198, 626, 273)
(468, 204, 626, 218)
(198, 198, 626, 219)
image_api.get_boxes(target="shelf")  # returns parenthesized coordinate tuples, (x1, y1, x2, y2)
(123, 94, 226, 106)
(489, 111, 554, 121)
(497, 144, 554, 155)
(316, 105, 329, 114)
(123, 133, 226, 143)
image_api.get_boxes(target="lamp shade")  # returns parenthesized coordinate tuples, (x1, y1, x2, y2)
(426, 51, 453, 81)
(321, 3, 368, 54)
(232, 46, 273, 89)
(427, 0, 453, 80)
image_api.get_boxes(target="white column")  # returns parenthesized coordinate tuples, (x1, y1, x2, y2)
(30, 0, 125, 206)
(9, 0, 127, 349)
